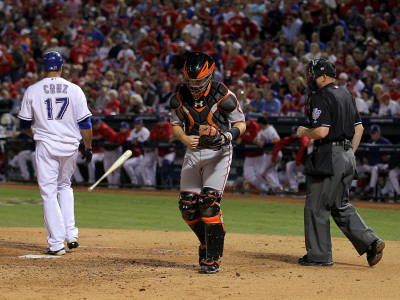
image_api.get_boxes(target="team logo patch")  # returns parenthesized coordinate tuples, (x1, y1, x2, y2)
(312, 108, 321, 122)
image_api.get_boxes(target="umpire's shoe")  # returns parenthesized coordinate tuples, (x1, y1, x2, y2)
(298, 255, 334, 267)
(366, 239, 385, 266)
(67, 237, 79, 250)
(200, 258, 220, 274)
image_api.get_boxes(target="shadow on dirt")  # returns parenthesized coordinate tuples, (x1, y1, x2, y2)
(240, 251, 299, 265)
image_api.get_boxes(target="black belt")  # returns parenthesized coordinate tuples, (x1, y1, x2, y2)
(314, 140, 352, 151)
(332, 141, 349, 146)
(332, 140, 353, 150)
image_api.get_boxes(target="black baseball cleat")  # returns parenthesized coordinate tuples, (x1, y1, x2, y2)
(198, 245, 206, 265)
(298, 255, 334, 267)
(200, 258, 220, 274)
(67, 238, 79, 249)
(366, 239, 385, 267)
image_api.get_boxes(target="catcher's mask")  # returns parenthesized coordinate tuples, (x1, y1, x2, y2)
(184, 51, 215, 100)
(306, 58, 336, 93)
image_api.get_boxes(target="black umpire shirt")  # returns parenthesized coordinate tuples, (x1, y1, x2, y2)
(308, 83, 362, 146)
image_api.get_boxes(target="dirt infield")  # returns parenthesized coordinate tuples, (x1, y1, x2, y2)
(1, 183, 400, 299)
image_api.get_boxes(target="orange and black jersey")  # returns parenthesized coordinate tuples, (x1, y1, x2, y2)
(170, 81, 245, 135)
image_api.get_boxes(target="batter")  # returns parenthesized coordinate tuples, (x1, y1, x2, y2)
(18, 51, 92, 255)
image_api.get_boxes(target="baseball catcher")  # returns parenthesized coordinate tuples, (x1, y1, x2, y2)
(169, 51, 246, 273)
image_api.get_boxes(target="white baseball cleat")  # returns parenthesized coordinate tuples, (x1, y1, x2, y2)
(46, 248, 66, 256)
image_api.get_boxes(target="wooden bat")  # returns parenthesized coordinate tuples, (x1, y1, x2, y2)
(88, 150, 132, 192)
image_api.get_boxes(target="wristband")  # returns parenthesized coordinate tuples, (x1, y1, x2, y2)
(228, 127, 240, 140)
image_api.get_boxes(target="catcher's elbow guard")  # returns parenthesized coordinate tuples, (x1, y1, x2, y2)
(227, 127, 240, 140)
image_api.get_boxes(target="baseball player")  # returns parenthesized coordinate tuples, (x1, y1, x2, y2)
(170, 52, 246, 274)
(122, 117, 150, 186)
(271, 125, 312, 192)
(18, 51, 93, 255)
(92, 118, 121, 188)
(150, 115, 176, 186)
(388, 142, 400, 202)
(351, 124, 392, 196)
(235, 113, 270, 192)
(254, 116, 282, 192)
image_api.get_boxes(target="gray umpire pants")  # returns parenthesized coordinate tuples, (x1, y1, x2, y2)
(304, 144, 378, 263)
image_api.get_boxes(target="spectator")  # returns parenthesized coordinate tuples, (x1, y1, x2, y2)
(85, 20, 105, 47)
(280, 94, 296, 116)
(338, 72, 349, 88)
(282, 13, 302, 45)
(134, 80, 158, 110)
(248, 88, 266, 113)
(224, 41, 246, 82)
(129, 93, 146, 114)
(387, 80, 400, 101)
(137, 32, 160, 63)
(106, 89, 121, 114)
(371, 84, 384, 115)
(182, 16, 203, 46)
(350, 72, 365, 97)
(263, 90, 281, 116)
(0, 90, 14, 112)
(378, 92, 400, 117)
(353, 90, 370, 116)
(119, 90, 133, 114)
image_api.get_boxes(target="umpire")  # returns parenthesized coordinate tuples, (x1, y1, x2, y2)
(296, 59, 385, 267)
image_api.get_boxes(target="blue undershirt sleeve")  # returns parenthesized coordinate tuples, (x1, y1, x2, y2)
(78, 117, 92, 129)
(20, 119, 33, 129)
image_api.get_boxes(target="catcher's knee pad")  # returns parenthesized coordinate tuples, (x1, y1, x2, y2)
(198, 187, 222, 218)
(179, 191, 201, 223)
(178, 191, 205, 245)
(199, 187, 225, 260)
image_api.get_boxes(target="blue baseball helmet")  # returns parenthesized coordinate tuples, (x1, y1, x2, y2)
(43, 51, 63, 71)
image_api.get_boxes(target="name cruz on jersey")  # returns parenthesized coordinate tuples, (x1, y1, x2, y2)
(43, 83, 68, 94)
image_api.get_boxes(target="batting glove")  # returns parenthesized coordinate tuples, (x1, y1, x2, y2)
(82, 148, 93, 166)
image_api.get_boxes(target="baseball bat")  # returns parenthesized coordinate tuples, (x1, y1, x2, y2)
(88, 150, 132, 192)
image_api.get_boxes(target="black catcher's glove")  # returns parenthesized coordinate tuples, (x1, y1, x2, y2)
(198, 125, 231, 149)
(82, 148, 93, 166)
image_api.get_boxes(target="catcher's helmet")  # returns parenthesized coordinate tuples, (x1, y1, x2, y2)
(43, 51, 63, 71)
(184, 51, 215, 100)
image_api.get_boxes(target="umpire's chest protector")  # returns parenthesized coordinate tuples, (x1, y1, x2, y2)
(170, 81, 238, 135)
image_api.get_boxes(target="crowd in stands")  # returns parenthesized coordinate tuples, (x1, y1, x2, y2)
(0, 0, 400, 201)
(0, 0, 400, 117)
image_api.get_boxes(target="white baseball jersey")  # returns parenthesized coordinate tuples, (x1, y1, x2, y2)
(18, 77, 92, 156)
(127, 126, 150, 143)
(256, 124, 280, 143)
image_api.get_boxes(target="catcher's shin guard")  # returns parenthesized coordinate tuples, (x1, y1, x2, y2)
(199, 187, 226, 261)
(178, 191, 206, 245)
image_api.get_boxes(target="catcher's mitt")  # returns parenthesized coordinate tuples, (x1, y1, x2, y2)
(198, 125, 230, 149)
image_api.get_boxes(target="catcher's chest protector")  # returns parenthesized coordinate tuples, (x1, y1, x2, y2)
(176, 82, 232, 135)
